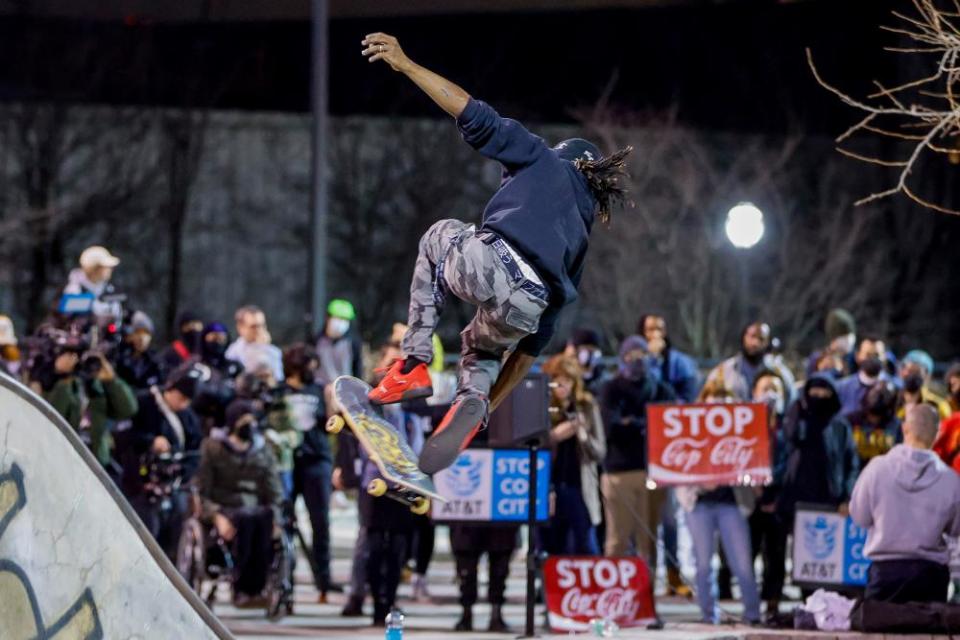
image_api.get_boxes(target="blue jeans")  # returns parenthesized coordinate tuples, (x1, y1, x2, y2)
(686, 501, 761, 623)
(661, 488, 680, 571)
(543, 485, 600, 556)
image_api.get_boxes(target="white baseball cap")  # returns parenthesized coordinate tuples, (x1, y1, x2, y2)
(0, 315, 16, 346)
(79, 246, 120, 269)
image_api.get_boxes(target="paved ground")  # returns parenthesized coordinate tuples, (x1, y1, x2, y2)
(209, 495, 954, 639)
(210, 495, 801, 639)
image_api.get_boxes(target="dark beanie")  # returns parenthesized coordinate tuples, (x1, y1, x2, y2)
(571, 328, 602, 348)
(164, 362, 205, 400)
(225, 399, 257, 430)
(825, 309, 856, 341)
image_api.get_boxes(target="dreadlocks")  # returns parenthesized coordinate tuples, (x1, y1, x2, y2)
(573, 146, 633, 224)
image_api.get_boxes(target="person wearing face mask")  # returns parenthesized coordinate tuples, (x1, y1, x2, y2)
(704, 322, 796, 405)
(848, 381, 902, 469)
(114, 311, 164, 391)
(599, 335, 676, 566)
(636, 314, 700, 402)
(748, 370, 790, 621)
(121, 362, 205, 559)
(804, 308, 857, 379)
(835, 337, 893, 420)
(562, 328, 611, 398)
(196, 400, 284, 608)
(540, 354, 606, 556)
(0, 315, 22, 378)
(200, 322, 242, 376)
(897, 350, 952, 420)
(314, 299, 363, 389)
(160, 310, 206, 375)
(273, 342, 340, 600)
(778, 376, 860, 539)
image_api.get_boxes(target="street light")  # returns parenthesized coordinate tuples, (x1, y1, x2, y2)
(725, 202, 765, 249)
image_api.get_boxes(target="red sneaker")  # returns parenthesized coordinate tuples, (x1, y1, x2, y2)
(418, 396, 486, 474)
(367, 359, 433, 405)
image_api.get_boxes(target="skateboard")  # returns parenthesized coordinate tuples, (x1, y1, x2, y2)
(326, 375, 445, 514)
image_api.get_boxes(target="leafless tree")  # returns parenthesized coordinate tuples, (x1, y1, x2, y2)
(577, 107, 909, 359)
(808, 0, 960, 215)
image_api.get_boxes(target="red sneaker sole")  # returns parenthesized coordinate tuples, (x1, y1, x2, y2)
(418, 396, 485, 475)
(369, 385, 433, 406)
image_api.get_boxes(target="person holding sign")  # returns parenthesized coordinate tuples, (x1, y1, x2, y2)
(675, 383, 761, 625)
(850, 404, 960, 604)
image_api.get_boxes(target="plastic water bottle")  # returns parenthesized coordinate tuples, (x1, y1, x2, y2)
(385, 609, 404, 640)
(589, 617, 619, 637)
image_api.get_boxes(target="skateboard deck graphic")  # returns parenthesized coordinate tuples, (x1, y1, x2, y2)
(327, 375, 444, 512)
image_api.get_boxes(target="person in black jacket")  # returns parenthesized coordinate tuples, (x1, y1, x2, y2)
(600, 336, 676, 568)
(278, 343, 340, 599)
(121, 362, 205, 559)
(777, 375, 860, 524)
(113, 310, 164, 391)
(361, 32, 632, 476)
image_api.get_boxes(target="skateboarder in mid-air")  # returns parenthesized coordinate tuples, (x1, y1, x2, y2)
(362, 32, 632, 474)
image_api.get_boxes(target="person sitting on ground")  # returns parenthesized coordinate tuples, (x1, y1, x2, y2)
(196, 400, 284, 608)
(850, 404, 960, 604)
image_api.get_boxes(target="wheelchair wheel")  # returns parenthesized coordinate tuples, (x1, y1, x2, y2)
(266, 530, 296, 620)
(176, 517, 206, 595)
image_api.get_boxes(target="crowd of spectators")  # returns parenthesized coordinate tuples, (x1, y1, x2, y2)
(3, 244, 959, 629)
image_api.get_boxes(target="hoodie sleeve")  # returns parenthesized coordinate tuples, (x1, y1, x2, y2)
(457, 98, 548, 170)
(848, 459, 874, 528)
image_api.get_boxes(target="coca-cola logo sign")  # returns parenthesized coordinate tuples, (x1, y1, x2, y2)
(543, 557, 657, 631)
(647, 402, 771, 486)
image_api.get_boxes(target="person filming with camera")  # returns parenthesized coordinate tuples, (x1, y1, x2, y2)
(43, 338, 138, 471)
(61, 245, 124, 327)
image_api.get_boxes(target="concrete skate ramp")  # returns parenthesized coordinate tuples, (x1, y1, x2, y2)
(0, 372, 232, 639)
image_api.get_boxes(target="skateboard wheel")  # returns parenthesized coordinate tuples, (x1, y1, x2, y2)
(367, 478, 388, 497)
(326, 415, 345, 434)
(410, 497, 430, 515)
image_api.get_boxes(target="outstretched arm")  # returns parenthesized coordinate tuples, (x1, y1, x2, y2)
(362, 32, 470, 118)
(489, 351, 536, 412)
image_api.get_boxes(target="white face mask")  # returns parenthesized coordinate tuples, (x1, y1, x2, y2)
(761, 391, 785, 416)
(327, 317, 350, 339)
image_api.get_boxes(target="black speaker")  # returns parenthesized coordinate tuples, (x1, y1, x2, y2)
(487, 372, 551, 446)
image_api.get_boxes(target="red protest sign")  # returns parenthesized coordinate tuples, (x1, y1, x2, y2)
(646, 402, 771, 486)
(543, 556, 657, 632)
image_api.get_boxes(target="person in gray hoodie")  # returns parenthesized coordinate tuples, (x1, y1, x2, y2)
(850, 404, 960, 603)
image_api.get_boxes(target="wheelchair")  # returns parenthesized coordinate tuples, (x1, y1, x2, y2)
(176, 497, 296, 620)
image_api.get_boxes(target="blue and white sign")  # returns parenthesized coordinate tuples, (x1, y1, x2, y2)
(792, 507, 870, 587)
(432, 448, 550, 522)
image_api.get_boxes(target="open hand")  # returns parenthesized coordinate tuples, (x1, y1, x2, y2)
(361, 33, 412, 72)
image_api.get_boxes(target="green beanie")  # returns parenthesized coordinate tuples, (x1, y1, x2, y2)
(327, 298, 356, 321)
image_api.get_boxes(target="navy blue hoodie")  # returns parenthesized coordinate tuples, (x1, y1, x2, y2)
(456, 98, 597, 355)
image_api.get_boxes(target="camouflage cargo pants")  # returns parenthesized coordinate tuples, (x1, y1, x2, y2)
(401, 219, 549, 404)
